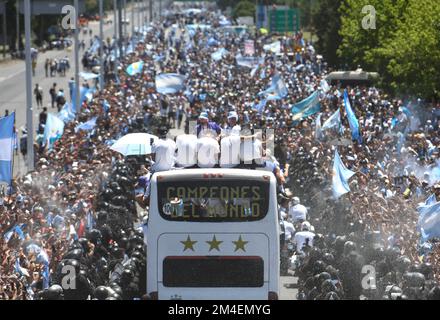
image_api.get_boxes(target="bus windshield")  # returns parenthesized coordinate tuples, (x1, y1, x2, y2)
(157, 179, 270, 222)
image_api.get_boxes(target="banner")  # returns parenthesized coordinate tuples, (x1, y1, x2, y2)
(244, 40, 255, 56)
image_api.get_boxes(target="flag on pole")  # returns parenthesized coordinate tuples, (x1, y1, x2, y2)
(332, 149, 356, 199)
(126, 60, 144, 76)
(0, 112, 15, 185)
(291, 92, 321, 121)
(344, 90, 362, 143)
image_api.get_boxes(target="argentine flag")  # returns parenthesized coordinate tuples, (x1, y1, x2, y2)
(332, 149, 356, 199)
(155, 73, 186, 94)
(126, 60, 144, 76)
(291, 91, 321, 121)
(43, 113, 65, 149)
(0, 112, 15, 185)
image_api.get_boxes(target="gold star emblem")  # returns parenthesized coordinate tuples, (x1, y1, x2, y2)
(206, 235, 223, 252)
(232, 235, 249, 252)
(180, 235, 197, 252)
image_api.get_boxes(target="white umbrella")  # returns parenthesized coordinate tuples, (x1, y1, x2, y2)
(110, 133, 158, 156)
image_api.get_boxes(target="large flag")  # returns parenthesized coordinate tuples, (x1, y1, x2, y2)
(255, 99, 267, 115)
(418, 195, 440, 243)
(320, 79, 330, 93)
(126, 60, 144, 76)
(259, 74, 288, 100)
(43, 113, 65, 149)
(332, 149, 356, 199)
(322, 109, 343, 134)
(0, 112, 15, 185)
(344, 90, 362, 143)
(291, 91, 321, 121)
(155, 73, 186, 94)
(263, 41, 281, 54)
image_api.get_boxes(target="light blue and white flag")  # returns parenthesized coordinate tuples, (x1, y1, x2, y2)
(263, 41, 281, 54)
(155, 73, 186, 94)
(344, 90, 362, 143)
(57, 102, 75, 123)
(211, 48, 228, 61)
(43, 113, 65, 149)
(259, 74, 288, 101)
(0, 112, 15, 185)
(235, 54, 259, 69)
(291, 91, 321, 121)
(418, 195, 440, 243)
(320, 79, 330, 93)
(322, 109, 343, 134)
(255, 99, 267, 115)
(332, 149, 356, 199)
(75, 117, 97, 133)
(71, 85, 88, 113)
(79, 72, 99, 80)
(126, 60, 144, 76)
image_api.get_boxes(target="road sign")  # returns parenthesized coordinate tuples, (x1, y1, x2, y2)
(269, 8, 300, 33)
(19, 0, 85, 15)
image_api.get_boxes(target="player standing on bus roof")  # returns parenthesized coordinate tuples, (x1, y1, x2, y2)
(175, 133, 198, 168)
(150, 127, 176, 173)
(196, 112, 221, 139)
(222, 111, 241, 137)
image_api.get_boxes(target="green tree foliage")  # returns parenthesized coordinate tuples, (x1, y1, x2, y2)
(338, 0, 440, 99)
(313, 0, 342, 67)
(232, 1, 255, 19)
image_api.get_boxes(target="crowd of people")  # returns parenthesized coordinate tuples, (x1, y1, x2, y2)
(1, 2, 440, 300)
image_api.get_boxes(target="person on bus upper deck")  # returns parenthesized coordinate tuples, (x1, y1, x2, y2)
(196, 112, 221, 139)
(222, 111, 241, 137)
(150, 127, 176, 173)
(289, 197, 308, 224)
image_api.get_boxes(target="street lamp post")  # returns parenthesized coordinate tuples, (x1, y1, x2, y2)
(24, 0, 33, 171)
(99, 0, 104, 90)
(74, 0, 80, 120)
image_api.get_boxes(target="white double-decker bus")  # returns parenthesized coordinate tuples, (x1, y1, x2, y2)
(146, 168, 280, 300)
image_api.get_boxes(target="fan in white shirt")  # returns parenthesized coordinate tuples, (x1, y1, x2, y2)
(151, 129, 176, 172)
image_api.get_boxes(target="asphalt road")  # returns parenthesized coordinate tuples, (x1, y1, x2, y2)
(0, 5, 152, 177)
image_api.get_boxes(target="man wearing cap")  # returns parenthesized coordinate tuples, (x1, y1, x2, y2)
(196, 112, 221, 139)
(219, 111, 241, 168)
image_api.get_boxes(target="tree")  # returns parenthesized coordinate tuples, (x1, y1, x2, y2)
(313, 0, 342, 67)
(232, 1, 255, 19)
(337, 0, 440, 99)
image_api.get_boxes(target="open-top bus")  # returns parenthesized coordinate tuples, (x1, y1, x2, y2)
(146, 168, 280, 300)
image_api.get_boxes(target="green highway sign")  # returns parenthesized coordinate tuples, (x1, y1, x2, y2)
(269, 8, 300, 33)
